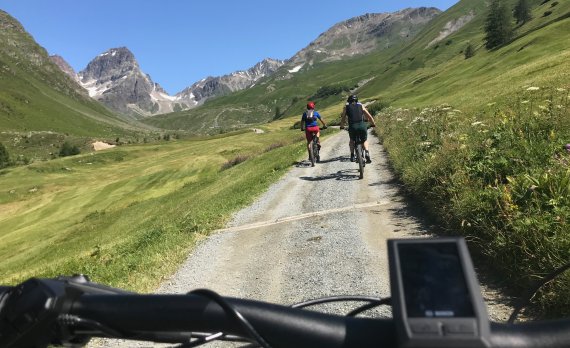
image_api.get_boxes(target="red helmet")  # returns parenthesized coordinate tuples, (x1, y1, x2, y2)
(307, 102, 315, 110)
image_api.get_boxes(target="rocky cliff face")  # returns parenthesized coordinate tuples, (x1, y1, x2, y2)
(284, 7, 441, 73)
(49, 55, 77, 80)
(176, 58, 284, 105)
(77, 47, 179, 117)
(72, 48, 283, 117)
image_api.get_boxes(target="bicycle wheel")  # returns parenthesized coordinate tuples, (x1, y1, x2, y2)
(356, 143, 364, 179)
(314, 137, 320, 163)
(309, 140, 316, 167)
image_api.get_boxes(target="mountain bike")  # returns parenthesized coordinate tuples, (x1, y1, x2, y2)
(308, 126, 326, 167)
(2, 237, 569, 348)
(354, 124, 374, 179)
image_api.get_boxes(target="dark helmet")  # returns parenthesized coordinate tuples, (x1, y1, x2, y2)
(307, 101, 315, 110)
(347, 95, 358, 103)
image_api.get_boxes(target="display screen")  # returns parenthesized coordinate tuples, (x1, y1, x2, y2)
(398, 242, 475, 318)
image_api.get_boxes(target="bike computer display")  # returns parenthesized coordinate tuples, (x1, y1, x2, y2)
(388, 238, 490, 348)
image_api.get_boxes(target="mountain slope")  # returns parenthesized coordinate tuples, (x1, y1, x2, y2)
(358, 0, 570, 108)
(144, 0, 569, 133)
(176, 58, 284, 106)
(143, 7, 441, 132)
(0, 10, 138, 136)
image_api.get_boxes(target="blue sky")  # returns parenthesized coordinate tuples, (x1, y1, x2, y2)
(2, 0, 458, 94)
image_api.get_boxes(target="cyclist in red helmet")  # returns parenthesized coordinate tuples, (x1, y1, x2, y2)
(300, 101, 327, 160)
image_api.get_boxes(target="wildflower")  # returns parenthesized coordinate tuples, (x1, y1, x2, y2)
(396, 118, 403, 122)
(521, 100, 529, 104)
(556, 88, 566, 92)
(526, 86, 540, 91)
(471, 121, 484, 126)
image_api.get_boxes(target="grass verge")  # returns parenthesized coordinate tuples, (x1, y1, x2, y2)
(376, 86, 570, 317)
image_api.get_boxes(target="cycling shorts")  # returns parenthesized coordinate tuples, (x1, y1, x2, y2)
(348, 122, 368, 142)
(305, 126, 320, 142)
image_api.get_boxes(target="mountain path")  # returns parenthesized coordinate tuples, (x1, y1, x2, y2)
(92, 130, 514, 347)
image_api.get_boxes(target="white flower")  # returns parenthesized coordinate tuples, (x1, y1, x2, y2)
(396, 118, 403, 121)
(471, 121, 485, 126)
(521, 100, 529, 104)
(556, 88, 566, 92)
(526, 86, 540, 91)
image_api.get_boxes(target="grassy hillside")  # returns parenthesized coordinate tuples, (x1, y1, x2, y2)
(361, 0, 570, 108)
(0, 119, 316, 291)
(0, 10, 148, 137)
(367, 0, 570, 317)
(144, 0, 569, 134)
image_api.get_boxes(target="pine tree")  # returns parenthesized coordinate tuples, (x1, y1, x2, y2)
(514, 0, 532, 24)
(484, 0, 514, 49)
(0, 142, 10, 168)
(464, 43, 475, 59)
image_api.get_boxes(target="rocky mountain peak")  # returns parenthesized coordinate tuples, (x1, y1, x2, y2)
(286, 7, 441, 69)
(49, 55, 77, 79)
(79, 47, 138, 83)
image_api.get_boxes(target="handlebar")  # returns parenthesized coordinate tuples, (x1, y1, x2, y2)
(1, 277, 569, 348)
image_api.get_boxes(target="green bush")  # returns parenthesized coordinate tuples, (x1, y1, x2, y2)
(0, 142, 10, 168)
(367, 101, 390, 116)
(310, 85, 350, 100)
(465, 43, 476, 59)
(59, 141, 80, 157)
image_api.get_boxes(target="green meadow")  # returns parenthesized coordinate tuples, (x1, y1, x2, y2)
(0, 119, 318, 291)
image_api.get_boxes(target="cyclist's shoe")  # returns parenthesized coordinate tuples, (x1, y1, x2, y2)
(350, 153, 356, 162)
(365, 151, 372, 163)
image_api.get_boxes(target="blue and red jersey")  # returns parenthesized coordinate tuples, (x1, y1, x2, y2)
(301, 110, 321, 128)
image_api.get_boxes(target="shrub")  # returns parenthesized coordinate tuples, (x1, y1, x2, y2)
(59, 142, 80, 157)
(0, 142, 10, 168)
(464, 43, 476, 59)
(551, 1, 558, 7)
(367, 101, 390, 116)
(310, 85, 350, 100)
(543, 10, 552, 16)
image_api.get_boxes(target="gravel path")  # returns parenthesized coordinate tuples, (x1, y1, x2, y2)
(92, 130, 513, 347)
(157, 130, 425, 304)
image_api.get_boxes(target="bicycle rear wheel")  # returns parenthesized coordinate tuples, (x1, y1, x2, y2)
(309, 140, 316, 167)
(356, 143, 364, 179)
(314, 138, 320, 163)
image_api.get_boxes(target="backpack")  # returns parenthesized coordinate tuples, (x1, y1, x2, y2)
(305, 109, 315, 122)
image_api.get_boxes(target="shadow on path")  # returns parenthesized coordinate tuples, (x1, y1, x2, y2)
(300, 169, 360, 182)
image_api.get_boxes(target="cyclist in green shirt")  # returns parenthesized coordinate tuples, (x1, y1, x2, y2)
(340, 95, 376, 163)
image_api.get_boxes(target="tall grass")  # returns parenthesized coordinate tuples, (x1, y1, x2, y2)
(377, 86, 570, 317)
